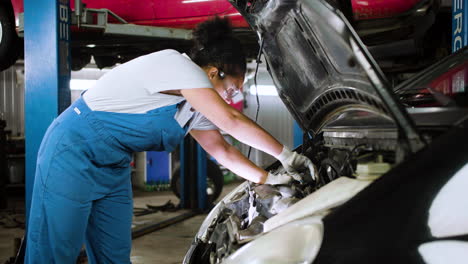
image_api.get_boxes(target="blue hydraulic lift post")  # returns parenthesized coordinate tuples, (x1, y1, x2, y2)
(452, 0, 468, 52)
(179, 139, 207, 210)
(179, 139, 186, 207)
(24, 0, 71, 222)
(196, 144, 207, 210)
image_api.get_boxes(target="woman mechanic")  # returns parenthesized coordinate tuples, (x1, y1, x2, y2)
(25, 18, 315, 263)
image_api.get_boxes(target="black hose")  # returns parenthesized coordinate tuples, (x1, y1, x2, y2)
(247, 37, 265, 160)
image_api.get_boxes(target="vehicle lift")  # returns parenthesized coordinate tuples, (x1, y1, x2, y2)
(17, 0, 192, 40)
(12, 0, 208, 262)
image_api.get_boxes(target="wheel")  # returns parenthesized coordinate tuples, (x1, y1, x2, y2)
(71, 51, 91, 71)
(171, 159, 224, 202)
(0, 5, 19, 71)
(94, 55, 118, 69)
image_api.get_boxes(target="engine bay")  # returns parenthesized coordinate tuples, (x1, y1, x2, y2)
(189, 133, 397, 264)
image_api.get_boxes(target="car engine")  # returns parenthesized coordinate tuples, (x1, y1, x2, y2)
(190, 133, 397, 264)
(205, 167, 316, 263)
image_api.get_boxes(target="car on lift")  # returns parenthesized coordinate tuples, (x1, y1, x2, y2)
(183, 0, 468, 263)
(0, 0, 249, 71)
(0, 0, 447, 73)
(348, 0, 451, 77)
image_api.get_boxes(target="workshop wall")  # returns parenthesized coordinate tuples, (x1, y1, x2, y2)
(242, 94, 294, 167)
(241, 70, 294, 167)
(0, 67, 24, 137)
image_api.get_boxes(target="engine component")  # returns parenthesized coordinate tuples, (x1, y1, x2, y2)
(203, 168, 316, 263)
(354, 155, 391, 180)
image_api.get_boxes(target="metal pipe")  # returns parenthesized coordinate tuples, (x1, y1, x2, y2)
(75, 0, 83, 27)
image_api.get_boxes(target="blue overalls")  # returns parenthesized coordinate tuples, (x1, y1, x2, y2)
(25, 97, 186, 263)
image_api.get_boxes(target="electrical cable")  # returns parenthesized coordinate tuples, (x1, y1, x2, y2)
(338, 144, 367, 175)
(247, 37, 265, 159)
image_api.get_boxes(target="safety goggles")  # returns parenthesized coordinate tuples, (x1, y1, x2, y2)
(223, 85, 240, 100)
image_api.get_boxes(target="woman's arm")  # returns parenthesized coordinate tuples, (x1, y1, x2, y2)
(181, 88, 283, 158)
(189, 129, 268, 184)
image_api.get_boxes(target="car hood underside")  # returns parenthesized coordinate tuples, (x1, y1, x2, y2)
(229, 0, 424, 152)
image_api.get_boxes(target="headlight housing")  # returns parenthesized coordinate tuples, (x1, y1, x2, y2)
(196, 182, 250, 242)
(223, 216, 324, 264)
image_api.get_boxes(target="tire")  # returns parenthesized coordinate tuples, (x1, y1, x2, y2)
(171, 159, 224, 202)
(0, 5, 19, 71)
(94, 55, 118, 69)
(71, 51, 91, 71)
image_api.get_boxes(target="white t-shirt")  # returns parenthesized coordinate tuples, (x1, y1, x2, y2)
(83, 49, 218, 132)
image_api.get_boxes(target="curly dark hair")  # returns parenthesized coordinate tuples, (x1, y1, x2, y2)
(190, 17, 246, 78)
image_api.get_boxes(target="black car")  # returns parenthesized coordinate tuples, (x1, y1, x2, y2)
(184, 0, 468, 263)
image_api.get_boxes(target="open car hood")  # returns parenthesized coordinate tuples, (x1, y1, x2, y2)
(229, 0, 424, 153)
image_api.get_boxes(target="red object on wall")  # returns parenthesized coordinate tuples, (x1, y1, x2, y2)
(428, 62, 468, 97)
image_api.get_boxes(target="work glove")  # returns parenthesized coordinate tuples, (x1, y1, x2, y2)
(276, 146, 317, 181)
(264, 172, 293, 185)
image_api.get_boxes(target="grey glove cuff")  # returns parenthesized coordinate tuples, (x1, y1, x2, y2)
(276, 146, 292, 162)
(264, 172, 292, 185)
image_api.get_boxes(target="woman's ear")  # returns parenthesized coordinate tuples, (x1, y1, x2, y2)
(207, 67, 219, 80)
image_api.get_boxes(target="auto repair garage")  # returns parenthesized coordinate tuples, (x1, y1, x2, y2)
(1, 0, 467, 263)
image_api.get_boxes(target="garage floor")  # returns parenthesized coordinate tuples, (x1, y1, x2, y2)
(0, 182, 241, 263)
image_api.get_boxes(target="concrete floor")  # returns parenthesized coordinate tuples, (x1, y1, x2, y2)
(0, 182, 241, 263)
(0, 225, 23, 263)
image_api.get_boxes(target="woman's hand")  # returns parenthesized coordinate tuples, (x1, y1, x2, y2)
(276, 147, 317, 181)
(264, 172, 293, 185)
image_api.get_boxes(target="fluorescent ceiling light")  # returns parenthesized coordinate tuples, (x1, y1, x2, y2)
(70, 79, 96, 91)
(249, 85, 278, 96)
